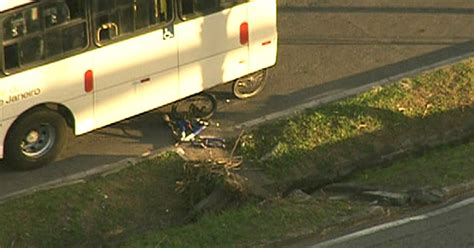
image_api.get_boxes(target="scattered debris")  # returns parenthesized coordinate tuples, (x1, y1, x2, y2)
(287, 189, 312, 202)
(190, 187, 231, 217)
(321, 183, 447, 207)
(141, 149, 152, 157)
(323, 183, 377, 195)
(407, 187, 444, 205)
(362, 190, 409, 206)
(174, 131, 250, 219)
(367, 205, 385, 216)
(328, 195, 352, 201)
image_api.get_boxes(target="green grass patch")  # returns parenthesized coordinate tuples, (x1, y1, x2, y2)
(124, 198, 370, 248)
(239, 60, 474, 178)
(0, 153, 188, 247)
(349, 140, 474, 190)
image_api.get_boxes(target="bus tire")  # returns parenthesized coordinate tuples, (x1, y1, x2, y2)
(4, 108, 68, 170)
(232, 69, 268, 99)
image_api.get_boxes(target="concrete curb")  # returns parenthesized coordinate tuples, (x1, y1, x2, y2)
(1, 53, 473, 205)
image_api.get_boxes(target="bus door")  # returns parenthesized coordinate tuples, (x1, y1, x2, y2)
(175, 0, 249, 98)
(90, 0, 178, 128)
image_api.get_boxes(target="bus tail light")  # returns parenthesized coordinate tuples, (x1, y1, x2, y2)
(84, 70, 94, 93)
(240, 22, 249, 45)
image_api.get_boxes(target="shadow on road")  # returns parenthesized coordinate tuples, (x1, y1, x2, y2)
(218, 39, 474, 122)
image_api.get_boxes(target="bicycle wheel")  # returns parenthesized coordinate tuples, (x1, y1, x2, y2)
(233, 69, 268, 99)
(171, 92, 217, 120)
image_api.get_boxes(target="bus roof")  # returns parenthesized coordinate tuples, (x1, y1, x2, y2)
(0, 0, 35, 13)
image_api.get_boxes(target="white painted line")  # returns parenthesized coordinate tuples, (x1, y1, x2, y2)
(425, 197, 474, 218)
(310, 197, 474, 248)
(310, 216, 427, 248)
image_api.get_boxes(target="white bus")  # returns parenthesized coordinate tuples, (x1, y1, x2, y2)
(0, 0, 278, 170)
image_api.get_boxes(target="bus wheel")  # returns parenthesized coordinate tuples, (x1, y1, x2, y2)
(4, 108, 68, 170)
(232, 69, 268, 99)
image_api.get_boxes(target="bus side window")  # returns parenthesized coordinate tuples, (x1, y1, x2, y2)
(135, 0, 171, 28)
(62, 23, 87, 51)
(2, 1, 88, 72)
(180, 0, 195, 17)
(3, 14, 26, 40)
(62, 0, 88, 51)
(92, 0, 172, 45)
(156, 0, 171, 22)
(44, 30, 63, 58)
(135, 0, 152, 29)
(93, 0, 134, 43)
(219, 0, 246, 9)
(24, 7, 42, 34)
(42, 3, 71, 58)
(179, 0, 245, 19)
(43, 3, 71, 29)
(20, 36, 44, 65)
(4, 44, 20, 70)
(2, 11, 43, 69)
(180, 0, 219, 18)
(195, 0, 219, 13)
(65, 0, 86, 19)
(43, 2, 87, 59)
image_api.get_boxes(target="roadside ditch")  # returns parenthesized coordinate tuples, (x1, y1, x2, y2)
(182, 59, 474, 215)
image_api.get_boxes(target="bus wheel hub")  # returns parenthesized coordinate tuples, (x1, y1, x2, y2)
(26, 130, 40, 144)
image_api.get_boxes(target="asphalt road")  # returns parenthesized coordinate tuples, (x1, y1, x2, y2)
(308, 197, 474, 248)
(1, 0, 474, 199)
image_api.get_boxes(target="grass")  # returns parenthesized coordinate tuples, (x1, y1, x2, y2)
(122, 139, 474, 247)
(349, 141, 474, 190)
(124, 198, 371, 248)
(238, 60, 474, 178)
(0, 153, 188, 247)
(0, 59, 473, 246)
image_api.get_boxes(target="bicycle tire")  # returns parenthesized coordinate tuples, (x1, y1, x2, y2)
(171, 92, 217, 120)
(233, 69, 268, 99)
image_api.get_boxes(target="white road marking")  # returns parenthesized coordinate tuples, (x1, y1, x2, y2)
(310, 197, 474, 248)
